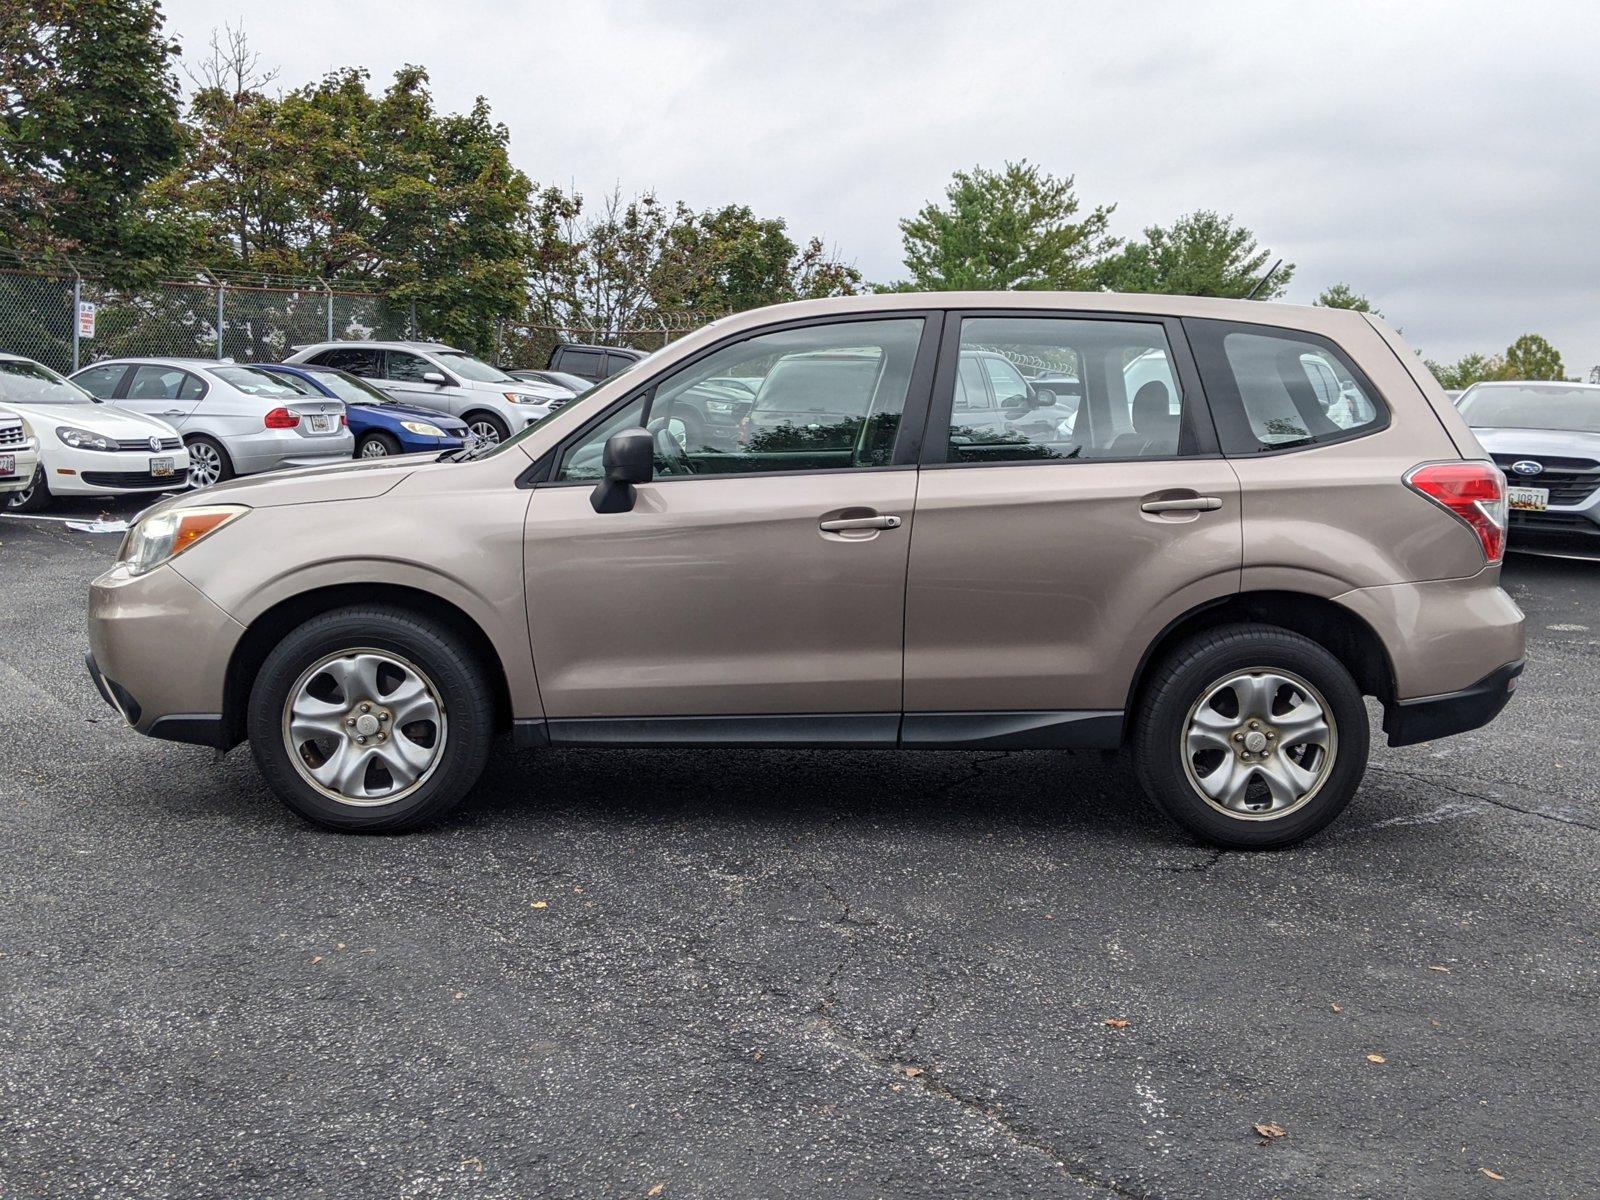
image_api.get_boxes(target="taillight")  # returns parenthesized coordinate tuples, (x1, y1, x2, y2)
(1405, 461, 1507, 564)
(264, 408, 300, 429)
(339, 412, 348, 427)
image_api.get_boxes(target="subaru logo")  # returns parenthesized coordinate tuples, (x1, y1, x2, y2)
(148, 435, 162, 452)
(1511, 460, 1544, 477)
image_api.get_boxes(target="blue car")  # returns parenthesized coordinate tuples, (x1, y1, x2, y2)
(258, 363, 470, 458)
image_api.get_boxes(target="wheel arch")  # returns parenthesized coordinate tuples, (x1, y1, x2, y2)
(221, 582, 514, 749)
(1124, 590, 1398, 729)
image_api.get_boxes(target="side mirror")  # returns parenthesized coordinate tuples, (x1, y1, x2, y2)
(590, 427, 654, 513)
(422, 371, 448, 386)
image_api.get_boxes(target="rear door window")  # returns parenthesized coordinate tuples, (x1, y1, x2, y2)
(1186, 320, 1387, 453)
(311, 347, 383, 377)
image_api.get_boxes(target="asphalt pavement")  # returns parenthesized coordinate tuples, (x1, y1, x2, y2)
(1, 499, 1597, 1199)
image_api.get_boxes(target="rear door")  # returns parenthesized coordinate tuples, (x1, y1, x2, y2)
(902, 311, 1242, 741)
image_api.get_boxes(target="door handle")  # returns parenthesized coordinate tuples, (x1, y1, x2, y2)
(819, 515, 902, 532)
(159, 409, 186, 417)
(1141, 496, 1222, 513)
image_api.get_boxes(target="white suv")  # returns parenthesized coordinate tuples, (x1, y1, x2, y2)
(0, 409, 40, 500)
(286, 341, 571, 445)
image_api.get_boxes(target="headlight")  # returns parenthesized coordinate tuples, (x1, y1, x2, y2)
(57, 425, 118, 452)
(400, 420, 445, 437)
(503, 393, 547, 405)
(118, 505, 248, 576)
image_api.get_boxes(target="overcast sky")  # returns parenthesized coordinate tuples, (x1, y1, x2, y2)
(161, 0, 1600, 371)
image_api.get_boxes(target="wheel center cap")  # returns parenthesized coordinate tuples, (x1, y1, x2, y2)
(354, 713, 381, 737)
(1244, 730, 1269, 753)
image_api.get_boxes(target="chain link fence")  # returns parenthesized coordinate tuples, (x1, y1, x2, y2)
(0, 258, 410, 375)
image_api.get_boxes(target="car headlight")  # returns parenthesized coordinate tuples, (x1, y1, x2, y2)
(400, 420, 445, 437)
(57, 425, 118, 452)
(503, 393, 547, 406)
(118, 505, 248, 576)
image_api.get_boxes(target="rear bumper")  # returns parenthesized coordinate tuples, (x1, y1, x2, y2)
(1384, 658, 1525, 747)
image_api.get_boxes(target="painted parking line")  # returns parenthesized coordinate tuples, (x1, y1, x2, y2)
(0, 512, 129, 533)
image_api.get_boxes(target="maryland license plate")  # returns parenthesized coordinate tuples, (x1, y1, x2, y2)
(308, 415, 334, 433)
(0, 453, 13, 476)
(1507, 486, 1548, 512)
(150, 456, 174, 477)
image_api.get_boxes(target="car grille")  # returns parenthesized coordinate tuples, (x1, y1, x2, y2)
(0, 424, 25, 447)
(1509, 511, 1600, 535)
(1492, 454, 1600, 506)
(113, 436, 183, 452)
(80, 470, 183, 489)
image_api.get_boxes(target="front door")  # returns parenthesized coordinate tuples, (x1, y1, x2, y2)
(382, 350, 460, 416)
(902, 312, 1243, 738)
(523, 314, 938, 737)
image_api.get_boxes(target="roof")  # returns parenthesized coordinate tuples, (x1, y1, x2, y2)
(295, 340, 459, 353)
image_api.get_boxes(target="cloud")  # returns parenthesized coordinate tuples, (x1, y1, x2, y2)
(162, 0, 1600, 371)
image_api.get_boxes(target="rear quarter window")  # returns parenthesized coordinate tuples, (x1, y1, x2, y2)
(1186, 319, 1388, 454)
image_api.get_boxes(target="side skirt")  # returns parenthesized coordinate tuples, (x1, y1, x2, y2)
(512, 710, 1124, 751)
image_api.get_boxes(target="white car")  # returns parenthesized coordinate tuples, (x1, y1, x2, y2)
(0, 409, 40, 501)
(284, 341, 570, 445)
(0, 353, 188, 512)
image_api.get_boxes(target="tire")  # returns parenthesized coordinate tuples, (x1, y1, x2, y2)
(246, 605, 496, 832)
(186, 435, 234, 489)
(5, 466, 51, 512)
(357, 431, 401, 459)
(1132, 623, 1369, 849)
(463, 411, 510, 446)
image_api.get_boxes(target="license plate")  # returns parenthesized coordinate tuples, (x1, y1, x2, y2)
(0, 453, 13, 476)
(308, 415, 334, 433)
(150, 456, 174, 477)
(1507, 485, 1548, 512)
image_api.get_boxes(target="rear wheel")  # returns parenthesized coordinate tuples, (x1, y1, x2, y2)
(246, 606, 496, 832)
(357, 431, 401, 458)
(1132, 623, 1369, 849)
(5, 466, 51, 512)
(463, 411, 509, 446)
(186, 435, 233, 488)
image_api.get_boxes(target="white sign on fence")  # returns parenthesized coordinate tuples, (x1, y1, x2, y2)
(77, 301, 96, 339)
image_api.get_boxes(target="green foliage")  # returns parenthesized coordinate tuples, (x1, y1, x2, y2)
(0, 0, 184, 273)
(1096, 210, 1292, 299)
(891, 160, 1116, 291)
(1314, 282, 1378, 314)
(1502, 333, 1563, 381)
(1425, 352, 1505, 390)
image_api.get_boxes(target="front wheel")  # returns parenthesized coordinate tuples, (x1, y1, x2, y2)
(246, 606, 496, 831)
(1132, 623, 1369, 849)
(463, 411, 510, 446)
(5, 466, 51, 512)
(357, 431, 401, 458)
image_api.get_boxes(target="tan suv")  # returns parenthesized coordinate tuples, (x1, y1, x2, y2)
(85, 294, 1525, 848)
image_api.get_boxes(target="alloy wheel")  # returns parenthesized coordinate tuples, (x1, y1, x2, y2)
(281, 648, 448, 806)
(1181, 667, 1337, 820)
(359, 438, 390, 458)
(467, 420, 502, 445)
(188, 442, 222, 488)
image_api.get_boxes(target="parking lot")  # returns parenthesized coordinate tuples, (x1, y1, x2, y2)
(1, 500, 1597, 1199)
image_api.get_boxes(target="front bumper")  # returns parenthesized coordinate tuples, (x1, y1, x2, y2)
(48, 445, 190, 495)
(0, 440, 40, 492)
(1384, 659, 1525, 747)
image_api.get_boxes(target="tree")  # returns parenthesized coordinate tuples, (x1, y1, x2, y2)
(1502, 333, 1563, 381)
(1315, 283, 1378, 314)
(0, 0, 185, 271)
(1425, 353, 1504, 390)
(1097, 210, 1292, 299)
(892, 160, 1116, 291)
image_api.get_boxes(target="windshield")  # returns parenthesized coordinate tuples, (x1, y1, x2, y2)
(296, 369, 391, 406)
(212, 366, 315, 398)
(436, 351, 515, 384)
(1459, 385, 1600, 434)
(0, 359, 96, 404)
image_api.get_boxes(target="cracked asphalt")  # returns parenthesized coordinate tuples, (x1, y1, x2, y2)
(1, 501, 1597, 1199)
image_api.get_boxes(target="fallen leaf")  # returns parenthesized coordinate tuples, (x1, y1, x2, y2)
(1253, 1122, 1287, 1140)
(1330, 1003, 1342, 1013)
(1366, 1054, 1387, 1064)
(310, 955, 323, 964)
(647, 1186, 665, 1197)
(900, 1065, 924, 1078)
(335, 942, 346, 951)
(1480, 1168, 1504, 1181)
(1104, 1019, 1131, 1029)
(530, 900, 548, 909)
(453, 991, 465, 1001)
(1428, 964, 1452, 973)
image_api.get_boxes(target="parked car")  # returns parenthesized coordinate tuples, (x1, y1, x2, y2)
(0, 353, 188, 511)
(72, 358, 351, 488)
(87, 294, 1523, 848)
(507, 369, 590, 394)
(1458, 380, 1600, 546)
(547, 342, 649, 385)
(0, 408, 40, 503)
(255, 364, 469, 459)
(286, 341, 568, 446)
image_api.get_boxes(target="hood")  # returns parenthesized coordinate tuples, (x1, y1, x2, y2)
(352, 400, 469, 429)
(468, 378, 563, 402)
(149, 455, 419, 519)
(1469, 426, 1600, 463)
(0, 400, 179, 439)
